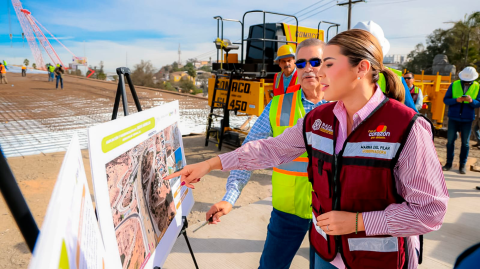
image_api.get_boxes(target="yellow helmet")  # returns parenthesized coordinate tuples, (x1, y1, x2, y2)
(275, 44, 295, 61)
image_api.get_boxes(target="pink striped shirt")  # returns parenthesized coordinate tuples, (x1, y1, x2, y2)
(219, 87, 449, 269)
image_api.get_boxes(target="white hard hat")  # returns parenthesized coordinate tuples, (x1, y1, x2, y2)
(353, 21, 390, 57)
(458, 66, 479, 82)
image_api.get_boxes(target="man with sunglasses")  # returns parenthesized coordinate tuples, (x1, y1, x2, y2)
(206, 38, 326, 269)
(273, 45, 299, 96)
(404, 72, 423, 111)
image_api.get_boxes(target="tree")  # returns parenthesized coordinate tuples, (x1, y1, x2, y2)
(113, 75, 118, 81)
(23, 59, 29, 67)
(32, 63, 36, 69)
(402, 11, 480, 74)
(171, 61, 180, 72)
(199, 65, 212, 72)
(186, 66, 197, 81)
(131, 60, 156, 87)
(96, 61, 107, 80)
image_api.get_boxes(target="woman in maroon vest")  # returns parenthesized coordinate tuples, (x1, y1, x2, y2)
(166, 31, 448, 269)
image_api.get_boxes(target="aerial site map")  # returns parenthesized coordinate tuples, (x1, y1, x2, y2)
(105, 123, 183, 269)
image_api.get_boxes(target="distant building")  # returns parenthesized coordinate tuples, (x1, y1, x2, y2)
(170, 71, 195, 83)
(194, 61, 210, 68)
(384, 54, 406, 64)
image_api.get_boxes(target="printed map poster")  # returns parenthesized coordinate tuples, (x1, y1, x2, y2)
(88, 101, 194, 269)
(29, 133, 108, 269)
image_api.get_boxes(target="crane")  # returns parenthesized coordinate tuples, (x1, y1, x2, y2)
(10, 0, 95, 77)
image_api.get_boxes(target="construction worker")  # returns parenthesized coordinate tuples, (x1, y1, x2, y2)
(443, 66, 480, 174)
(2, 60, 8, 70)
(21, 65, 27, 77)
(204, 38, 326, 268)
(48, 64, 55, 82)
(273, 44, 298, 96)
(353, 21, 419, 113)
(0, 62, 8, 84)
(404, 71, 423, 111)
(54, 64, 64, 89)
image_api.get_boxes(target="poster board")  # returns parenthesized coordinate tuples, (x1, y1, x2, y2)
(88, 101, 194, 268)
(29, 134, 108, 269)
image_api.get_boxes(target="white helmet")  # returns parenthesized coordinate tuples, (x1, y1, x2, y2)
(353, 21, 390, 57)
(458, 66, 479, 82)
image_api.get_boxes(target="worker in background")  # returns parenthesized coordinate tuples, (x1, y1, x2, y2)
(0, 62, 8, 84)
(2, 60, 8, 70)
(443, 66, 480, 174)
(48, 64, 55, 82)
(205, 38, 327, 269)
(353, 21, 418, 112)
(272, 44, 298, 96)
(54, 64, 64, 89)
(404, 71, 423, 111)
(21, 65, 27, 77)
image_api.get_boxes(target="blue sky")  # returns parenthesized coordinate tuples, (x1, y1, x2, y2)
(0, 0, 478, 72)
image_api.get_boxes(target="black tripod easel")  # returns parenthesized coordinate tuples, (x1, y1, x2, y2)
(111, 68, 199, 268)
(111, 67, 143, 119)
(0, 148, 39, 253)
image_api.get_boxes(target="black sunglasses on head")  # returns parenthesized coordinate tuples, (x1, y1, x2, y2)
(295, 58, 322, 69)
(404, 77, 413, 80)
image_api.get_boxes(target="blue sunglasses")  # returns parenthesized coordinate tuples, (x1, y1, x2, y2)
(295, 58, 322, 69)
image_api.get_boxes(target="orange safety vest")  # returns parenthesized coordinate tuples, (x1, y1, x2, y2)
(0, 65, 6, 74)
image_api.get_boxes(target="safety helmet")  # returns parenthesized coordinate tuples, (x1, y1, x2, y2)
(458, 66, 479, 82)
(275, 45, 295, 61)
(353, 21, 390, 57)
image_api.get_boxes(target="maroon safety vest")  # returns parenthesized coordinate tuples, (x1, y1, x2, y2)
(273, 70, 298, 96)
(304, 97, 422, 269)
(410, 86, 420, 103)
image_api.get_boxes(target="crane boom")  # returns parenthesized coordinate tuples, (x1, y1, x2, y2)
(11, 0, 45, 69)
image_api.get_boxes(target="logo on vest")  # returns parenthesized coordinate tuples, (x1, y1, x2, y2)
(368, 125, 390, 139)
(313, 119, 333, 135)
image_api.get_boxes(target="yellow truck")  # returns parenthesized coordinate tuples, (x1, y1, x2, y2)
(206, 10, 340, 150)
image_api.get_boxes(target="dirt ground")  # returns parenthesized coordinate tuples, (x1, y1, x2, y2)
(0, 136, 273, 268)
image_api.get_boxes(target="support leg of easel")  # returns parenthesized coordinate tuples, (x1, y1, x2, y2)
(111, 67, 143, 120)
(179, 216, 199, 269)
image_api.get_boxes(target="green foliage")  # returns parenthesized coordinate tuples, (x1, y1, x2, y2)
(32, 63, 36, 69)
(186, 66, 197, 79)
(23, 59, 29, 67)
(131, 60, 156, 87)
(171, 61, 180, 72)
(68, 69, 82, 76)
(113, 75, 118, 81)
(402, 11, 480, 74)
(199, 65, 212, 72)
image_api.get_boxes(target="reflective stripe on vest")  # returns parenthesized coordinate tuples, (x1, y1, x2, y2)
(269, 89, 312, 219)
(452, 80, 480, 103)
(303, 98, 420, 268)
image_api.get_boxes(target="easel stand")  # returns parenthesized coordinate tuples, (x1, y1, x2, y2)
(110, 70, 199, 268)
(153, 216, 199, 269)
(0, 148, 39, 252)
(111, 67, 143, 120)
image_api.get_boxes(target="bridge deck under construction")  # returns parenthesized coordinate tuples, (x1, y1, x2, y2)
(0, 73, 250, 157)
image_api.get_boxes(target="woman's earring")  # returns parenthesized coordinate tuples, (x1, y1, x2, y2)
(357, 77, 360, 80)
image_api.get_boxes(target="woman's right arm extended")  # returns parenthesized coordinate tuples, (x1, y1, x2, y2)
(165, 118, 307, 188)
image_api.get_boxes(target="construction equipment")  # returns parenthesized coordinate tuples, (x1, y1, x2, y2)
(412, 70, 453, 129)
(10, 0, 95, 77)
(206, 10, 340, 150)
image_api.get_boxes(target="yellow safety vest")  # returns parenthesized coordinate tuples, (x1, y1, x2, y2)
(269, 89, 312, 219)
(378, 67, 403, 93)
(452, 80, 479, 103)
